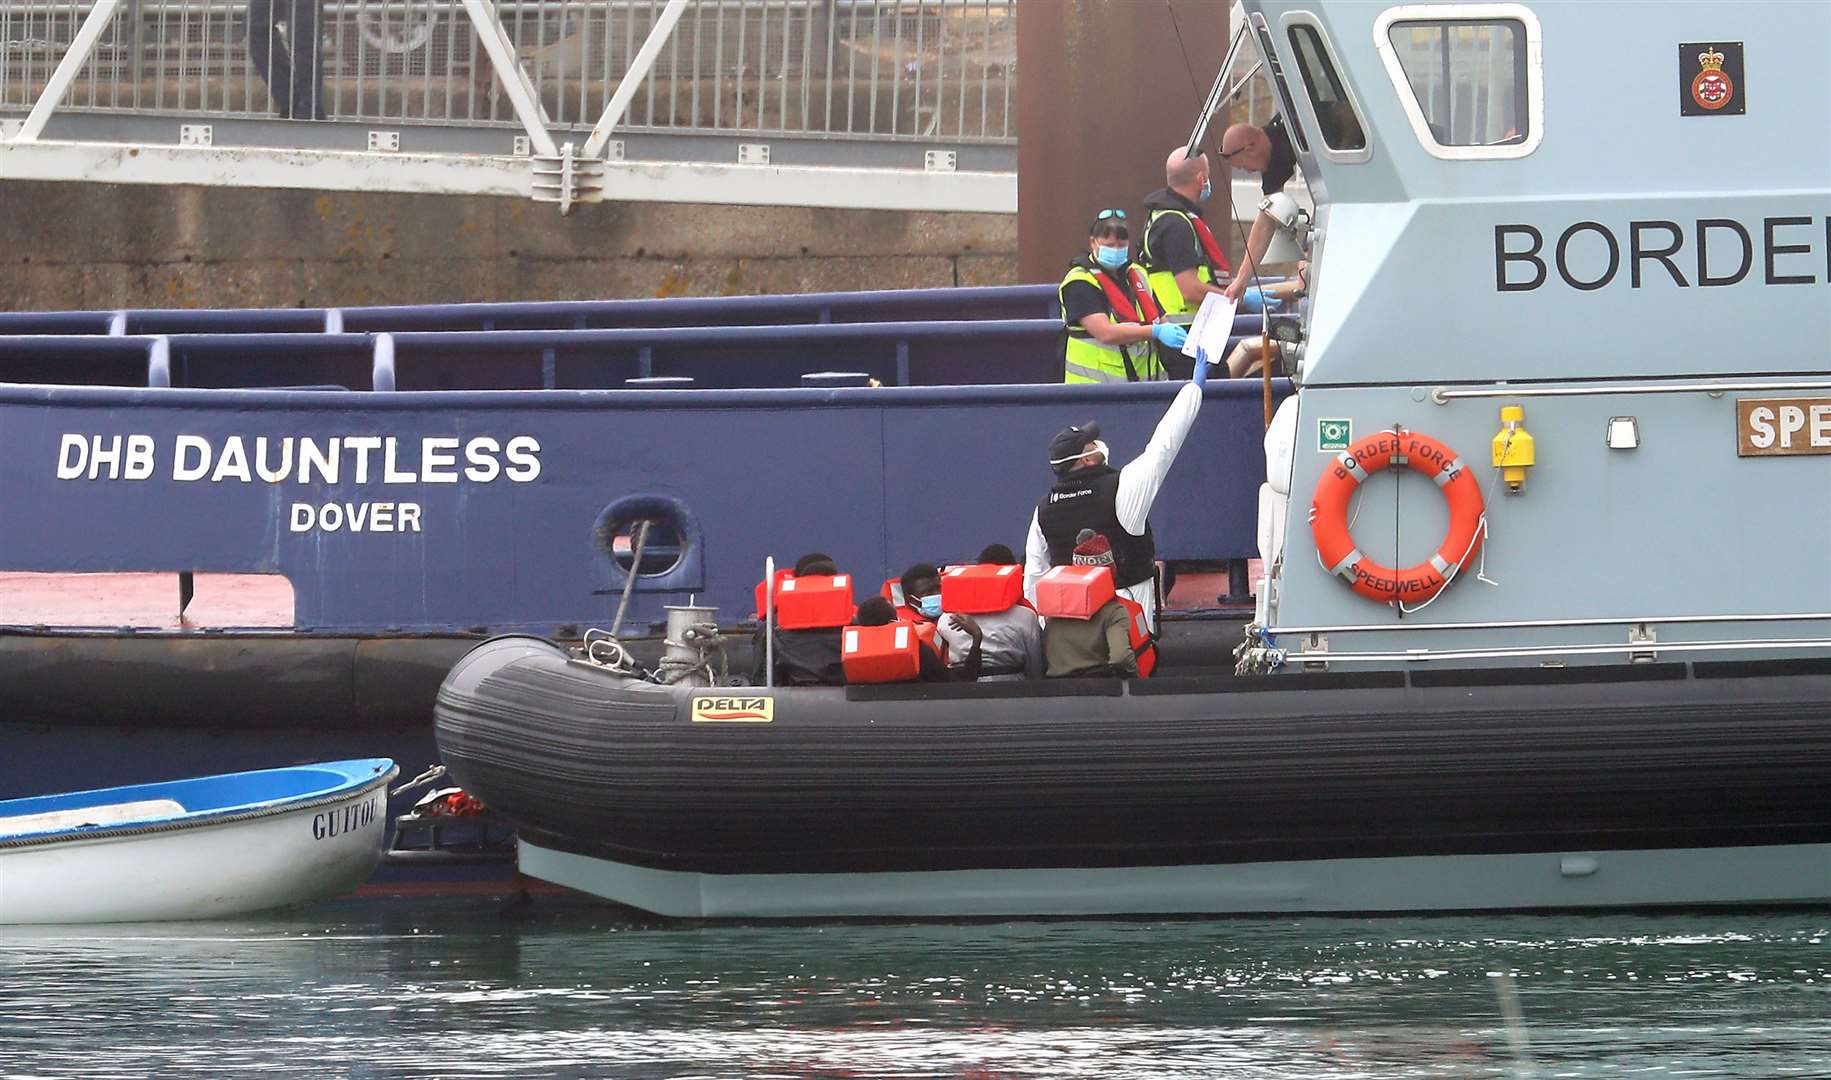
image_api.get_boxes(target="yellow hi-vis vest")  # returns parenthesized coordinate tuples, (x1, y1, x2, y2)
(1058, 263, 1166, 385)
(1141, 207, 1218, 320)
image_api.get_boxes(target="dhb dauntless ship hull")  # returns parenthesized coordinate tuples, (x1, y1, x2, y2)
(435, 637, 1831, 918)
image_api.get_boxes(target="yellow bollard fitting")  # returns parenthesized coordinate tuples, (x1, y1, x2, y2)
(1491, 405, 1535, 493)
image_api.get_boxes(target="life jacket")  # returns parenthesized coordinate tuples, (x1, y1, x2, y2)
(1142, 196, 1233, 319)
(1035, 465, 1157, 590)
(1033, 564, 1118, 620)
(939, 563, 1026, 614)
(1116, 595, 1158, 678)
(880, 576, 942, 653)
(1058, 257, 1167, 385)
(772, 573, 854, 630)
(841, 621, 925, 684)
(754, 568, 796, 619)
(1038, 582, 1157, 679)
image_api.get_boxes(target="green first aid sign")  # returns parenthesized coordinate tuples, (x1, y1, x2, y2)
(1318, 418, 1352, 452)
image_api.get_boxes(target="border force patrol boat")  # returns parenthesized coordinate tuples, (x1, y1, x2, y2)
(434, 0, 1831, 917)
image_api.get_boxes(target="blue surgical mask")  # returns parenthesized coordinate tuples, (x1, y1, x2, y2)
(1094, 245, 1129, 271)
(915, 594, 943, 619)
(1199, 178, 1213, 201)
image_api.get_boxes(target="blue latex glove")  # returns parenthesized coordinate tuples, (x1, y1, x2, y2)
(1192, 347, 1209, 386)
(1238, 286, 1284, 313)
(1152, 322, 1188, 350)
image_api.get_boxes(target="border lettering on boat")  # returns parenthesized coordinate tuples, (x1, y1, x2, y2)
(691, 696, 774, 723)
(312, 792, 382, 840)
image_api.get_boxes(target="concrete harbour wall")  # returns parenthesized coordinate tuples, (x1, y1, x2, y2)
(0, 182, 1017, 311)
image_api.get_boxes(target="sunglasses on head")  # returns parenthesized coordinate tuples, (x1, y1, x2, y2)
(1096, 208, 1127, 220)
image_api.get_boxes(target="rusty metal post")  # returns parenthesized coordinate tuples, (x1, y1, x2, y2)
(1016, 0, 1229, 285)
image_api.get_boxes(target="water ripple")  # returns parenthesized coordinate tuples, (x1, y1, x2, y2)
(1, 903, 1827, 1078)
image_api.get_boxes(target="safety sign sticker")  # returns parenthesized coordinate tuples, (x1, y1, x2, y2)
(1318, 418, 1352, 452)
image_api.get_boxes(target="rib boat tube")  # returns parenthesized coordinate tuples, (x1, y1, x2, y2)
(434, 637, 1831, 919)
(0, 759, 397, 923)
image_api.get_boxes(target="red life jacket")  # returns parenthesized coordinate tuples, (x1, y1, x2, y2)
(1191, 217, 1233, 277)
(754, 569, 796, 619)
(773, 574, 855, 630)
(1116, 595, 1158, 679)
(880, 576, 950, 659)
(939, 563, 1025, 614)
(1094, 266, 1161, 325)
(1033, 565, 1118, 621)
(841, 621, 925, 684)
(1126, 266, 1163, 322)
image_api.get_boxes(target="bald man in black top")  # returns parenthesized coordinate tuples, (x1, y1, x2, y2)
(1219, 116, 1299, 301)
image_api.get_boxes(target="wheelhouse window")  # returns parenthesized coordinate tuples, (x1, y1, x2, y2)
(1374, 5, 1542, 160)
(1251, 15, 1310, 156)
(1288, 24, 1367, 152)
(1388, 20, 1527, 146)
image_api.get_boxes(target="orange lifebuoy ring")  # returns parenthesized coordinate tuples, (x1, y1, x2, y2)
(1308, 429, 1485, 605)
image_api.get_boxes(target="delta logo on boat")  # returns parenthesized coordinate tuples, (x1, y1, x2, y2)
(690, 696, 774, 723)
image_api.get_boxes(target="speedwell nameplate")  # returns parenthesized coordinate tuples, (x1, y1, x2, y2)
(1736, 398, 1831, 457)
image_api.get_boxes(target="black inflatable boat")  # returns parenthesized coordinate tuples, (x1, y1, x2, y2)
(434, 636, 1831, 917)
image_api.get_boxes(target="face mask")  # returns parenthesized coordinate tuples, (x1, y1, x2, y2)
(1198, 178, 1213, 201)
(915, 594, 943, 619)
(1094, 245, 1129, 271)
(1049, 438, 1110, 469)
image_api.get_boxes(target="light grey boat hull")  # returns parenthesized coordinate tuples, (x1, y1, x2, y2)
(522, 838, 1831, 920)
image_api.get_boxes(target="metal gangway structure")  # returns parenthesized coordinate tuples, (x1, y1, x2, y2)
(0, 0, 1017, 212)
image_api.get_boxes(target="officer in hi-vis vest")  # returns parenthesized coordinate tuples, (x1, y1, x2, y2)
(1057, 210, 1186, 385)
(1140, 147, 1235, 379)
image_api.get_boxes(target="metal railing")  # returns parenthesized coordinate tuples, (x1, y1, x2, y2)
(0, 0, 1015, 140)
(0, 283, 1061, 334)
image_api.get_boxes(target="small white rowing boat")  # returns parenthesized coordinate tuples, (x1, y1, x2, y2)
(0, 758, 397, 924)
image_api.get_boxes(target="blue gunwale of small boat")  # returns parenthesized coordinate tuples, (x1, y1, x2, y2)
(0, 758, 395, 845)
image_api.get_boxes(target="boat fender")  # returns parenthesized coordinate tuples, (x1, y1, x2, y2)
(1265, 397, 1300, 496)
(1308, 430, 1485, 606)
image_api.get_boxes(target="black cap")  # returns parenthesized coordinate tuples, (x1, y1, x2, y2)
(1048, 421, 1100, 463)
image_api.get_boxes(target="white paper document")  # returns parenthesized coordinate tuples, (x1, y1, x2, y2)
(1180, 293, 1238, 363)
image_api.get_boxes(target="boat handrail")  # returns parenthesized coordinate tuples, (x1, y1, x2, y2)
(1273, 611, 1831, 635)
(1432, 378, 1831, 404)
(0, 285, 1063, 338)
(1284, 636, 1831, 665)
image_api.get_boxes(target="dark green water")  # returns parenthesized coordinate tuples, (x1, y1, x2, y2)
(1, 898, 1826, 1078)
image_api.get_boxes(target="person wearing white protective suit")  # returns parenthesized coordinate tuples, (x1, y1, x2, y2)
(1023, 363, 1209, 633)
